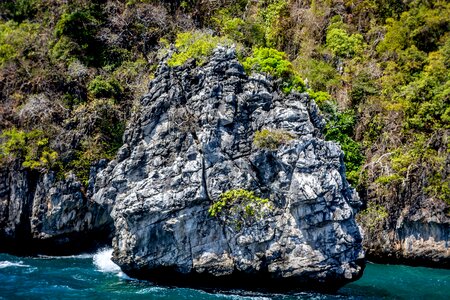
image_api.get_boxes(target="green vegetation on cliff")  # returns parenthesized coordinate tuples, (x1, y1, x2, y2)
(0, 0, 448, 212)
(209, 189, 272, 230)
(253, 128, 295, 150)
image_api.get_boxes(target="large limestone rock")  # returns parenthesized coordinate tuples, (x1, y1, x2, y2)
(94, 47, 365, 290)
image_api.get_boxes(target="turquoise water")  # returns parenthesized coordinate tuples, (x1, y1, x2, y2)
(0, 249, 449, 299)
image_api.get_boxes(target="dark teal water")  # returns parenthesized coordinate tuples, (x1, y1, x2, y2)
(0, 249, 449, 299)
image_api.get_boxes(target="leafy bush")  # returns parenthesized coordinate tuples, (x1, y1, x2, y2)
(350, 71, 379, 105)
(377, 2, 450, 55)
(167, 31, 233, 67)
(402, 38, 450, 131)
(209, 189, 272, 230)
(88, 76, 124, 101)
(243, 47, 305, 93)
(0, 20, 39, 66)
(0, 128, 26, 159)
(309, 90, 332, 107)
(0, 0, 38, 22)
(50, 36, 80, 63)
(62, 99, 125, 185)
(326, 28, 364, 58)
(374, 135, 449, 205)
(66, 136, 110, 186)
(295, 58, 341, 93)
(53, 5, 105, 65)
(324, 109, 364, 185)
(253, 128, 294, 150)
(357, 202, 388, 232)
(54, 9, 100, 43)
(0, 128, 58, 171)
(243, 47, 291, 77)
(425, 171, 450, 205)
(212, 11, 246, 42)
(258, 0, 289, 47)
(375, 174, 403, 185)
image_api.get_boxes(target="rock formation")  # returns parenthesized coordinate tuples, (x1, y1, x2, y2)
(93, 47, 365, 290)
(0, 161, 112, 255)
(362, 185, 450, 268)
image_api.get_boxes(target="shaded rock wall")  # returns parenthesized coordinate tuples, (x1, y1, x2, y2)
(0, 161, 113, 255)
(363, 187, 449, 268)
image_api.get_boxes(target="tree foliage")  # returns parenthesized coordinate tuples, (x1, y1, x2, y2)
(324, 109, 364, 185)
(243, 47, 305, 93)
(326, 28, 364, 58)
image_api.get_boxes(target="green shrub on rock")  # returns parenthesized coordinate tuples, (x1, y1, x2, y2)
(243, 47, 305, 93)
(87, 76, 123, 102)
(357, 202, 388, 232)
(324, 109, 364, 185)
(243, 47, 291, 78)
(253, 128, 294, 150)
(0, 128, 58, 171)
(209, 189, 272, 230)
(167, 31, 233, 67)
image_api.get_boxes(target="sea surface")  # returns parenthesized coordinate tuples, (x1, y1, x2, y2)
(0, 249, 449, 299)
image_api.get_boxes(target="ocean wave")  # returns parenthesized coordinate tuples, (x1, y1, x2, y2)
(117, 271, 137, 280)
(37, 253, 94, 259)
(135, 286, 166, 294)
(93, 248, 121, 273)
(0, 261, 30, 269)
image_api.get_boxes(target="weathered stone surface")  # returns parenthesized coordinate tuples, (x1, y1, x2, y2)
(94, 47, 365, 290)
(0, 161, 113, 255)
(363, 194, 450, 268)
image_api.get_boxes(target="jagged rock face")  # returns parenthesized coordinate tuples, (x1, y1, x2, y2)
(0, 162, 113, 255)
(94, 47, 364, 290)
(363, 189, 450, 268)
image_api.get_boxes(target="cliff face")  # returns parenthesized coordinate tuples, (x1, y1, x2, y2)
(0, 161, 113, 255)
(93, 47, 364, 290)
(0, 42, 447, 273)
(362, 174, 450, 268)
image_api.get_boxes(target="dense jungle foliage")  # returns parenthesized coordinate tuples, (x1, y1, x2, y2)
(0, 1, 448, 211)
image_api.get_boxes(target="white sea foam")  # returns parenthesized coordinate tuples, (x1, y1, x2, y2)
(38, 253, 94, 259)
(117, 271, 137, 280)
(93, 248, 121, 273)
(0, 261, 30, 269)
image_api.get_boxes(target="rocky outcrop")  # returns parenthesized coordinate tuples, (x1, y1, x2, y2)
(93, 47, 365, 291)
(362, 182, 450, 268)
(0, 161, 113, 255)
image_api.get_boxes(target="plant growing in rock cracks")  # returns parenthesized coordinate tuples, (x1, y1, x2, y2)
(209, 189, 273, 231)
(356, 202, 388, 233)
(253, 128, 295, 150)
